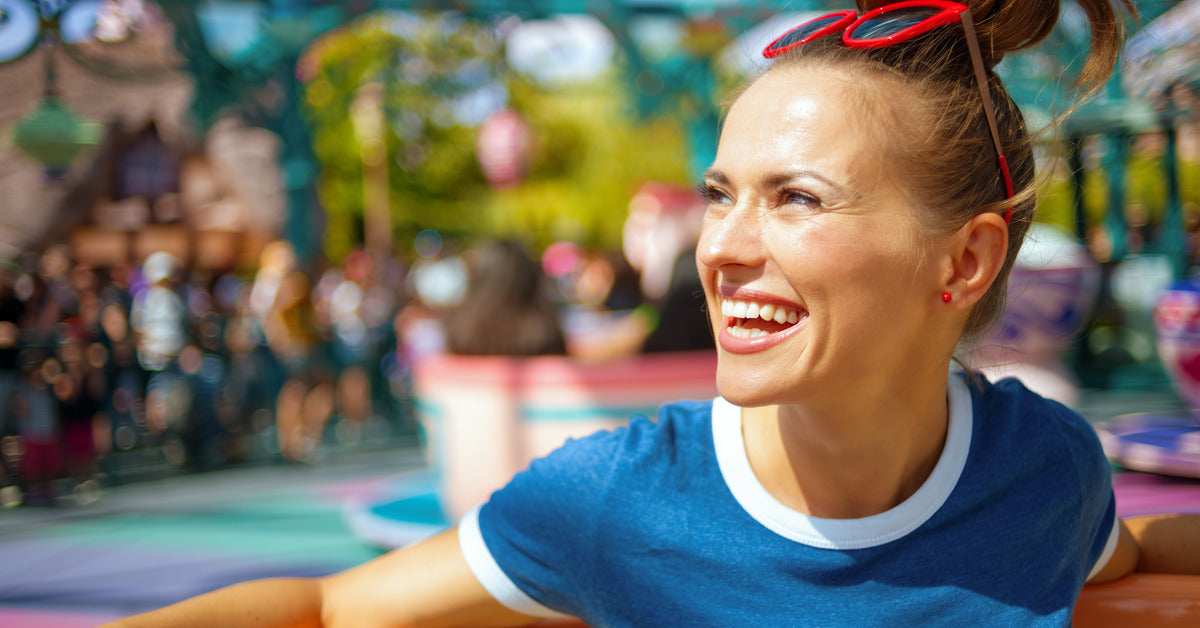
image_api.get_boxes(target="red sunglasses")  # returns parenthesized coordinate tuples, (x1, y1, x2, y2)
(763, 0, 1014, 224)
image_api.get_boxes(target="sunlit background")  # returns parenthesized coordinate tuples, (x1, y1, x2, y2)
(0, 1, 1199, 625)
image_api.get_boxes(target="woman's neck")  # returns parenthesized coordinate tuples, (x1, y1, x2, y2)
(741, 372, 951, 520)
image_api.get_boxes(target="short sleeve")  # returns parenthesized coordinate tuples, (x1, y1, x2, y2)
(458, 421, 640, 618)
(1086, 502, 1120, 582)
(1049, 393, 1119, 583)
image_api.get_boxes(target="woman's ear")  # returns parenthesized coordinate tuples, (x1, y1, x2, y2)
(941, 213, 1009, 308)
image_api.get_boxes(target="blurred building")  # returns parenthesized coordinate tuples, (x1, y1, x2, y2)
(0, 12, 283, 271)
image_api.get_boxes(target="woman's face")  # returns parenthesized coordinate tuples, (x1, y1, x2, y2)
(697, 67, 949, 408)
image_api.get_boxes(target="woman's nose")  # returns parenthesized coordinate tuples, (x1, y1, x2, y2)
(697, 203, 765, 273)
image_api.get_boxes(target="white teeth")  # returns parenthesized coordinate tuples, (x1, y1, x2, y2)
(720, 299, 804, 329)
(727, 325, 771, 339)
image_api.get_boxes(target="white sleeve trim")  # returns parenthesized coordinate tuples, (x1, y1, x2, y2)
(1086, 514, 1121, 582)
(457, 505, 571, 619)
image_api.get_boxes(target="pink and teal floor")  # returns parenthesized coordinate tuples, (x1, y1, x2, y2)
(1, 438, 1198, 627)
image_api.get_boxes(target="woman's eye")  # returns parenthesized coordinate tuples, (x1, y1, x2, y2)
(784, 190, 820, 207)
(698, 184, 731, 205)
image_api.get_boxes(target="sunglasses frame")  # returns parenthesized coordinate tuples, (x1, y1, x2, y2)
(763, 0, 1014, 223)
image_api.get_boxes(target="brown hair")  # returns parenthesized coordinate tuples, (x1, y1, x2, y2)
(762, 0, 1132, 337)
(443, 239, 567, 357)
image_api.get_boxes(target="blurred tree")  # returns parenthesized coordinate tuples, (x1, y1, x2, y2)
(300, 11, 691, 262)
(300, 11, 499, 261)
(485, 75, 690, 251)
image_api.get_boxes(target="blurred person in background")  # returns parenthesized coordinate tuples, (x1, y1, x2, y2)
(176, 330, 227, 472)
(53, 327, 105, 503)
(553, 247, 657, 361)
(640, 247, 714, 354)
(37, 245, 78, 324)
(0, 262, 23, 500)
(132, 252, 189, 452)
(265, 270, 333, 463)
(221, 310, 273, 463)
(131, 252, 187, 377)
(316, 249, 396, 442)
(16, 358, 63, 507)
(97, 298, 144, 458)
(0, 263, 24, 441)
(443, 239, 565, 357)
(393, 239, 469, 374)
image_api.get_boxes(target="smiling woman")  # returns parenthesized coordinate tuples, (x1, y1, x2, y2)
(103, 1, 1153, 627)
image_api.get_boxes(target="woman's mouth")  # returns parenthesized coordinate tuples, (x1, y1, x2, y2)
(720, 298, 807, 341)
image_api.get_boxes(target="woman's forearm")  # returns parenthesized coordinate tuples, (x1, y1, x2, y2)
(103, 577, 326, 628)
(1128, 513, 1200, 575)
(101, 528, 534, 628)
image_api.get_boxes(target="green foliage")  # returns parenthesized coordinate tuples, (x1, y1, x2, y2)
(299, 12, 691, 262)
(301, 12, 499, 261)
(485, 76, 690, 251)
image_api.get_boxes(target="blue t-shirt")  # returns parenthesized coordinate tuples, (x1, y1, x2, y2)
(460, 373, 1118, 626)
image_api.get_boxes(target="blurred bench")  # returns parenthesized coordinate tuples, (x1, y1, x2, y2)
(412, 350, 718, 520)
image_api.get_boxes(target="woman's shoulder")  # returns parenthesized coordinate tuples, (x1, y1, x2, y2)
(964, 372, 1082, 420)
(489, 399, 718, 521)
(545, 398, 716, 467)
(964, 372, 1109, 471)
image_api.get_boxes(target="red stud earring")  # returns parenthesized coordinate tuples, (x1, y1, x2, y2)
(941, 292, 952, 303)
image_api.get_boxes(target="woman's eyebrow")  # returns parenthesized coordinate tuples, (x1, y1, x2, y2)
(703, 168, 840, 189)
(702, 169, 729, 185)
(763, 170, 840, 190)
(703, 168, 849, 200)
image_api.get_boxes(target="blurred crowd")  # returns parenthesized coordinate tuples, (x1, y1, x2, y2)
(0, 227, 713, 509)
(0, 242, 410, 508)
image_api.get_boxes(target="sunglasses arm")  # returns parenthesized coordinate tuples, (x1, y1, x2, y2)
(959, 10, 1014, 224)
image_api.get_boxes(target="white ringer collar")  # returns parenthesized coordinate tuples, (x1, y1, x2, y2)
(712, 373, 973, 550)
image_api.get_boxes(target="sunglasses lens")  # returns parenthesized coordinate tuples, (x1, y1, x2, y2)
(851, 7, 940, 40)
(768, 15, 846, 52)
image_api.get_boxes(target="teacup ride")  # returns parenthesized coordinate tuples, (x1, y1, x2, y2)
(1080, 280, 1200, 627)
(344, 350, 719, 548)
(1092, 280, 1200, 479)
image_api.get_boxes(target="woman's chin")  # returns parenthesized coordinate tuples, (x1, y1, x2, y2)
(714, 369, 794, 408)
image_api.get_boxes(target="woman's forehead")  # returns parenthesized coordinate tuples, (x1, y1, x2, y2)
(715, 67, 887, 186)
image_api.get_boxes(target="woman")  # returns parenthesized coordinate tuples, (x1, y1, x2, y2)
(107, 0, 1148, 625)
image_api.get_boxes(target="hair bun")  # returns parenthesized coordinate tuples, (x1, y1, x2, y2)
(854, 0, 1131, 91)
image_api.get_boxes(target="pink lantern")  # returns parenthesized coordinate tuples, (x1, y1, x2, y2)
(476, 108, 531, 189)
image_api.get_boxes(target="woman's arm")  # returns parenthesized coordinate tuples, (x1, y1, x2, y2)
(1087, 517, 1138, 584)
(1125, 513, 1200, 575)
(104, 527, 541, 628)
(103, 577, 325, 628)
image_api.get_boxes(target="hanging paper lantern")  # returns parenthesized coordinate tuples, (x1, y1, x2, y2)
(9, 96, 104, 179)
(476, 107, 531, 189)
